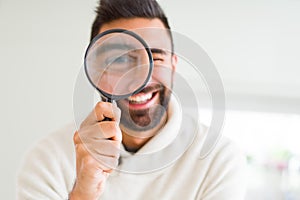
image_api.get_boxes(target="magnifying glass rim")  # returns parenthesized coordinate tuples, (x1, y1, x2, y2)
(84, 28, 154, 101)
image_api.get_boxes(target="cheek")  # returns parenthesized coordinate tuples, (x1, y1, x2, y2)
(151, 64, 174, 89)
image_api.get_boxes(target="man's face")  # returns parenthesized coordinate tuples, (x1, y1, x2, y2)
(99, 18, 177, 133)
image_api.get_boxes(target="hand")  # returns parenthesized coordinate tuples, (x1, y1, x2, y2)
(69, 102, 122, 200)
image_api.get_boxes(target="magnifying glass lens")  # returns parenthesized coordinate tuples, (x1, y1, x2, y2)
(85, 31, 152, 99)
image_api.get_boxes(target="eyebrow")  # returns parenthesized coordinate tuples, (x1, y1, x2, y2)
(92, 45, 168, 58)
(94, 43, 136, 56)
(150, 48, 167, 55)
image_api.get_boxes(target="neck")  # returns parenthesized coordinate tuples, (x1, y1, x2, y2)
(120, 113, 167, 153)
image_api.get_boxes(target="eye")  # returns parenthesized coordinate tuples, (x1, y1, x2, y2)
(152, 52, 165, 63)
(104, 54, 138, 73)
(106, 55, 134, 65)
(153, 57, 164, 62)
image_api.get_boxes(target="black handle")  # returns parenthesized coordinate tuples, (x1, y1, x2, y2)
(103, 98, 112, 121)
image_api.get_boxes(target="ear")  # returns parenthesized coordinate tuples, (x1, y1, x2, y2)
(171, 54, 178, 71)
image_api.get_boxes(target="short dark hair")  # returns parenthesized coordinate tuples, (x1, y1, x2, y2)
(90, 0, 173, 52)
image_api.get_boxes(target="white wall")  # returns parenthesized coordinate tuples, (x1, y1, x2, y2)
(159, 0, 300, 113)
(0, 0, 97, 198)
(0, 0, 300, 199)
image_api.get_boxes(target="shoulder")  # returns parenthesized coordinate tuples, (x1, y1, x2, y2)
(17, 123, 76, 199)
(192, 123, 246, 164)
(196, 124, 246, 171)
(205, 135, 246, 173)
(194, 126, 247, 199)
(23, 123, 76, 161)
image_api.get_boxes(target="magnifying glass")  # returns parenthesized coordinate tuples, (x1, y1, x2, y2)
(84, 29, 153, 120)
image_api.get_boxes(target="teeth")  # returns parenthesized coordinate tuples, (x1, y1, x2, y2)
(128, 93, 153, 103)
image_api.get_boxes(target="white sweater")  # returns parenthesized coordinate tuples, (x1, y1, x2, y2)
(17, 99, 246, 200)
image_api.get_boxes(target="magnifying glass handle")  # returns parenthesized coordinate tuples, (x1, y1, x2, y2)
(103, 117, 111, 121)
(103, 98, 112, 121)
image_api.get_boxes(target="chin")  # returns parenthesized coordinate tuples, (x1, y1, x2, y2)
(117, 86, 171, 132)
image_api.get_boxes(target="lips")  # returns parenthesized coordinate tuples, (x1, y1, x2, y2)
(125, 84, 162, 109)
(127, 93, 153, 104)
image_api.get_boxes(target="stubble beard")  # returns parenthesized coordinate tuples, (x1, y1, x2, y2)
(117, 87, 172, 132)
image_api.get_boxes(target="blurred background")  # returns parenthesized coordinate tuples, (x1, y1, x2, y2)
(1, 0, 299, 199)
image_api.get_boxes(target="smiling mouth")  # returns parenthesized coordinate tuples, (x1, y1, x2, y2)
(126, 84, 162, 105)
(128, 92, 154, 104)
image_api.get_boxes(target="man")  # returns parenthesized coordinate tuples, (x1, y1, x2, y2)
(17, 0, 246, 199)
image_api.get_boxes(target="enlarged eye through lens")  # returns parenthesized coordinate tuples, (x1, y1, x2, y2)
(84, 29, 153, 100)
(104, 53, 140, 73)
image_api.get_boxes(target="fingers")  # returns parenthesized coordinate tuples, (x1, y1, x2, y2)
(78, 122, 122, 143)
(85, 139, 121, 157)
(96, 102, 121, 121)
(74, 128, 121, 161)
(80, 102, 121, 128)
(75, 142, 119, 172)
(71, 101, 122, 198)
(74, 119, 122, 169)
(71, 142, 109, 199)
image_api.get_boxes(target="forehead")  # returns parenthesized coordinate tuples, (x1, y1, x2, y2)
(99, 18, 172, 53)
